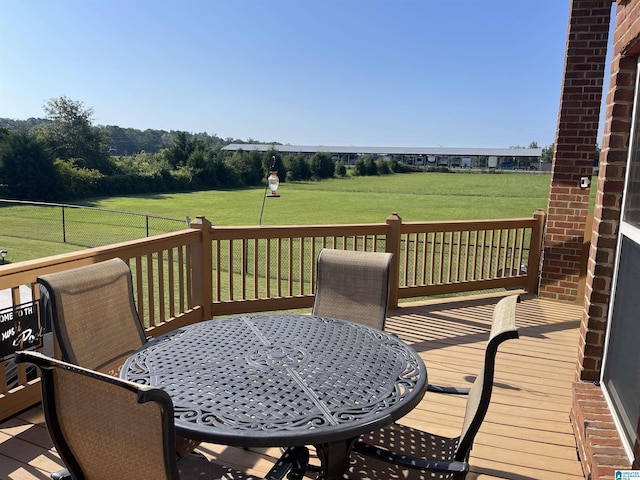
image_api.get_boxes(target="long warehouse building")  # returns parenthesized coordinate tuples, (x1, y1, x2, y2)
(222, 144, 543, 169)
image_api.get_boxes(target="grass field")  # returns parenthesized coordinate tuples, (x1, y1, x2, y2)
(1, 172, 594, 264)
(84, 171, 555, 224)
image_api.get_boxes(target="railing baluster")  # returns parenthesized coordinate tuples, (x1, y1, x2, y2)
(299, 238, 305, 296)
(517, 228, 525, 274)
(168, 248, 175, 317)
(277, 238, 283, 298)
(455, 230, 463, 282)
(411, 233, 419, 286)
(287, 238, 294, 296)
(146, 255, 155, 326)
(157, 251, 165, 322)
(241, 239, 247, 300)
(462, 231, 470, 281)
(470, 231, 478, 281)
(178, 247, 186, 312)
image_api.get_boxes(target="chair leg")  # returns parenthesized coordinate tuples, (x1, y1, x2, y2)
(280, 446, 321, 472)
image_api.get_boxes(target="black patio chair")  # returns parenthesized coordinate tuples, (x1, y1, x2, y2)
(350, 294, 520, 479)
(38, 258, 198, 480)
(16, 350, 309, 480)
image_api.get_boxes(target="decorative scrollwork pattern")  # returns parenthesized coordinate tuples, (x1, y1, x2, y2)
(121, 314, 427, 446)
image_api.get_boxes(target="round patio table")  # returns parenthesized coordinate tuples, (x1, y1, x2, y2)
(121, 313, 427, 479)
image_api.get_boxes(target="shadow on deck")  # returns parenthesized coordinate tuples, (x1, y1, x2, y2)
(0, 292, 585, 479)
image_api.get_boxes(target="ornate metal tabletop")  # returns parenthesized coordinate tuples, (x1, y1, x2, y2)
(121, 313, 427, 452)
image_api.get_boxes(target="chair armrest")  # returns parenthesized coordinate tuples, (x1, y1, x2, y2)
(427, 384, 470, 395)
(352, 441, 468, 474)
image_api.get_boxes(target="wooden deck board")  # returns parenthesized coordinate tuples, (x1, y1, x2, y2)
(0, 293, 586, 479)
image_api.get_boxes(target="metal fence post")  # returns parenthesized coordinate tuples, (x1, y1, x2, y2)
(61, 206, 66, 243)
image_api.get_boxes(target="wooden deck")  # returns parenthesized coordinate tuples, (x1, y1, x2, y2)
(0, 292, 585, 479)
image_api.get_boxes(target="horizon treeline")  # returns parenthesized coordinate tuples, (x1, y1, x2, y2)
(1, 116, 247, 156)
(0, 97, 405, 202)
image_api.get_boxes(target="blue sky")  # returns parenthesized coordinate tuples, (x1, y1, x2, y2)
(1, 1, 599, 149)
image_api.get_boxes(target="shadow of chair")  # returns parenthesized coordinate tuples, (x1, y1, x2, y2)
(312, 248, 393, 330)
(350, 294, 520, 479)
(16, 351, 309, 480)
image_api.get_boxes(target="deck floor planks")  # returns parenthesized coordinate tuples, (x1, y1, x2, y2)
(0, 293, 586, 479)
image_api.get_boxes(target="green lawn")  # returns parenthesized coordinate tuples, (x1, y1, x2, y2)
(1, 172, 594, 264)
(82, 172, 554, 225)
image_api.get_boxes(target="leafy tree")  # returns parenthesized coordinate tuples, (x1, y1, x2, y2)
(55, 159, 103, 199)
(354, 158, 366, 176)
(335, 160, 347, 177)
(364, 155, 378, 175)
(310, 152, 334, 179)
(141, 129, 172, 153)
(377, 158, 390, 175)
(389, 158, 401, 172)
(226, 149, 263, 186)
(186, 138, 210, 170)
(0, 129, 60, 200)
(202, 154, 232, 188)
(285, 153, 311, 181)
(187, 146, 208, 172)
(541, 144, 554, 163)
(33, 96, 113, 173)
(101, 125, 163, 156)
(165, 131, 194, 168)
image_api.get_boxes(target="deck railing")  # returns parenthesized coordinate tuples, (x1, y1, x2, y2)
(0, 210, 545, 420)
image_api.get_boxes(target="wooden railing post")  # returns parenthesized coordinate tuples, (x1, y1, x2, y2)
(386, 212, 403, 309)
(576, 212, 594, 304)
(526, 209, 546, 294)
(189, 216, 213, 320)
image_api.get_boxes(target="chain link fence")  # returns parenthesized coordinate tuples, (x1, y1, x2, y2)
(0, 199, 189, 248)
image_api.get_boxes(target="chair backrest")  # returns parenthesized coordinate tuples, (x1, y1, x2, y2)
(312, 248, 393, 330)
(455, 294, 519, 462)
(38, 258, 147, 376)
(15, 350, 179, 480)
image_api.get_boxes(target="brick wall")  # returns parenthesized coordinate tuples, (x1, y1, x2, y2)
(564, 0, 640, 477)
(571, 382, 630, 479)
(540, 0, 613, 303)
(580, 37, 637, 385)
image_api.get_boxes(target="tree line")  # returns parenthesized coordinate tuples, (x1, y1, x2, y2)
(0, 97, 412, 202)
(0, 116, 236, 156)
(1, 96, 571, 203)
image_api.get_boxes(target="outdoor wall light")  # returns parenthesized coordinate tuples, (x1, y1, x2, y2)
(580, 176, 591, 189)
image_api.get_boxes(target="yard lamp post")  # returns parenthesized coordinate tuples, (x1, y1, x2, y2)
(259, 156, 280, 226)
(0, 250, 7, 265)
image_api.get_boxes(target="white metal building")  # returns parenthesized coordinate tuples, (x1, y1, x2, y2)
(222, 144, 543, 169)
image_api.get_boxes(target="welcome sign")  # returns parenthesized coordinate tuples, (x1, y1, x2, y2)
(0, 301, 42, 359)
